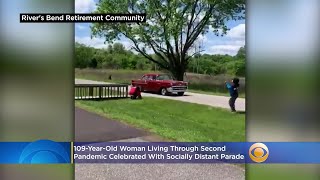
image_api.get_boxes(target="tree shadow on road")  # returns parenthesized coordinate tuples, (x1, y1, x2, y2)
(170, 94, 192, 97)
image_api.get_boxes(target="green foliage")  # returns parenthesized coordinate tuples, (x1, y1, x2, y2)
(186, 49, 245, 76)
(91, 0, 245, 80)
(75, 43, 95, 68)
(225, 59, 245, 76)
(236, 45, 246, 59)
(75, 43, 246, 77)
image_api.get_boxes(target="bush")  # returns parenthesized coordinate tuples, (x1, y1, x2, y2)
(225, 59, 245, 76)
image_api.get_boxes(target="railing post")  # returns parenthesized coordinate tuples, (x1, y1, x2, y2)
(99, 86, 102, 99)
(126, 85, 128, 97)
(75, 87, 77, 99)
(89, 87, 93, 97)
(80, 87, 82, 99)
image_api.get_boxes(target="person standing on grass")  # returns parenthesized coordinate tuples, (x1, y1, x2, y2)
(225, 78, 240, 112)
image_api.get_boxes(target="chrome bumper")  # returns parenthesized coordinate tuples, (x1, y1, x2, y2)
(167, 86, 188, 93)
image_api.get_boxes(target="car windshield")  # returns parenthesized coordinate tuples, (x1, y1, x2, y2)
(157, 74, 173, 80)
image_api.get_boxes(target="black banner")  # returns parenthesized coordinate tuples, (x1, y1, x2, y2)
(20, 13, 146, 23)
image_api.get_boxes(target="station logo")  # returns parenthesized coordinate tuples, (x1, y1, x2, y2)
(249, 143, 269, 163)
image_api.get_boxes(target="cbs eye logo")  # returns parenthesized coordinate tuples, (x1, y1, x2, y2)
(249, 143, 269, 163)
(19, 140, 70, 164)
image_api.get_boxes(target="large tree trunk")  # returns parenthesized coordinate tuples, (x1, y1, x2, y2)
(170, 65, 185, 81)
(168, 56, 186, 81)
(175, 71, 185, 81)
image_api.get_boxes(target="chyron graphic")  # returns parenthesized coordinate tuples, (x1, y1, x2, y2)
(19, 140, 69, 164)
(249, 143, 269, 163)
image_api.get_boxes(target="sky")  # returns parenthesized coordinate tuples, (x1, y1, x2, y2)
(75, 0, 245, 56)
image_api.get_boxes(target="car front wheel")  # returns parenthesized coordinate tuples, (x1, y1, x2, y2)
(160, 88, 167, 96)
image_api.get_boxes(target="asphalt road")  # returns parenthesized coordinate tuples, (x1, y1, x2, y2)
(75, 108, 149, 142)
(75, 164, 245, 180)
(75, 79, 245, 112)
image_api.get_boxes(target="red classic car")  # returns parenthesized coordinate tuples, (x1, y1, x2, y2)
(131, 73, 188, 96)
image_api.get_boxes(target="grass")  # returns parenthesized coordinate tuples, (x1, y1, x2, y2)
(75, 68, 246, 97)
(75, 97, 245, 142)
(246, 165, 319, 180)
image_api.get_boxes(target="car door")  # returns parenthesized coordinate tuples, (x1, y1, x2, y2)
(146, 75, 157, 92)
(154, 75, 164, 92)
(139, 75, 149, 91)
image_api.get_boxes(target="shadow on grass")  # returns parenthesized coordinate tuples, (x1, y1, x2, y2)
(236, 111, 246, 114)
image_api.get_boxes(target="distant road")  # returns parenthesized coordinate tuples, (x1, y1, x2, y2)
(75, 79, 245, 111)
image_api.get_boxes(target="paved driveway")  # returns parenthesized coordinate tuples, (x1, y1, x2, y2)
(75, 108, 149, 142)
(75, 163, 245, 180)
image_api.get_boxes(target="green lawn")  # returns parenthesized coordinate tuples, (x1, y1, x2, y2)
(76, 97, 245, 142)
(246, 165, 318, 180)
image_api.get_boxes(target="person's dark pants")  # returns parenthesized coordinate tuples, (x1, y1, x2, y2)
(131, 92, 142, 99)
(131, 95, 142, 99)
(229, 96, 238, 112)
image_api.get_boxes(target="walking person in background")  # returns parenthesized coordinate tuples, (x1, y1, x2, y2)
(225, 78, 240, 112)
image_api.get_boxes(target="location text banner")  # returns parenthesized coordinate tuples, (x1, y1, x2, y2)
(20, 13, 146, 23)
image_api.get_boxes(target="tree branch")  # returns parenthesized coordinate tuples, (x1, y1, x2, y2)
(186, 49, 205, 61)
(186, 0, 201, 41)
(154, 1, 175, 58)
(177, 2, 192, 61)
(147, 39, 169, 65)
(183, 4, 215, 55)
(118, 27, 168, 69)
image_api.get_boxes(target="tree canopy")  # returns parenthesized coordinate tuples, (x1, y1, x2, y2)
(236, 45, 245, 59)
(91, 0, 245, 80)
